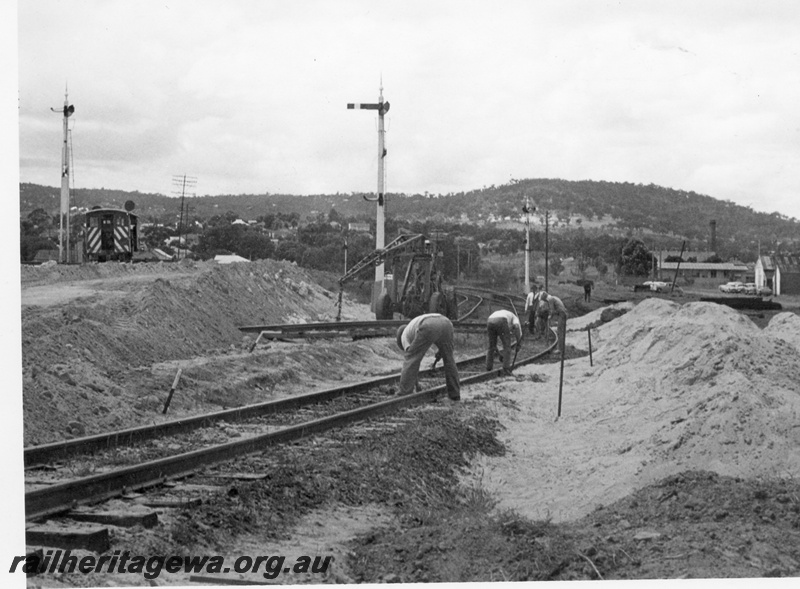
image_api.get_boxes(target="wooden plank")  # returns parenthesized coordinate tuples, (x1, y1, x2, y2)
(207, 472, 268, 481)
(170, 483, 228, 493)
(66, 509, 158, 529)
(138, 497, 202, 509)
(26, 525, 110, 553)
(189, 575, 277, 585)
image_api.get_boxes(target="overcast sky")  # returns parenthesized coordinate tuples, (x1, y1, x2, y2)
(13, 0, 800, 220)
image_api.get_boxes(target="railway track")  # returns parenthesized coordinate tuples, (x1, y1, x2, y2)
(237, 288, 519, 344)
(25, 332, 557, 522)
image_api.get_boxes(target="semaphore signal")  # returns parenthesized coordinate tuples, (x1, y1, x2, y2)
(50, 85, 75, 264)
(347, 81, 391, 310)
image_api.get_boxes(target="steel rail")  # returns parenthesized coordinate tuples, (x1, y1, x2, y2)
(456, 294, 484, 321)
(24, 338, 519, 466)
(27, 292, 523, 466)
(25, 340, 556, 522)
(238, 319, 490, 335)
(25, 374, 402, 467)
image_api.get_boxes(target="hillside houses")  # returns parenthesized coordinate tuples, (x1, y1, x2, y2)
(755, 255, 800, 295)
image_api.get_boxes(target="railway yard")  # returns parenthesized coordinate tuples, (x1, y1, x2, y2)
(17, 259, 800, 585)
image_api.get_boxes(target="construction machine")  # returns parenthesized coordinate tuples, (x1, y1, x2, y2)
(337, 234, 457, 321)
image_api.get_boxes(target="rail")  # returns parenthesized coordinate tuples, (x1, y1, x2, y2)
(25, 335, 556, 521)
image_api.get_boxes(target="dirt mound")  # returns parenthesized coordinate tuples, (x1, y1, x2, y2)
(474, 298, 800, 522)
(21, 259, 378, 445)
(567, 301, 634, 332)
(763, 311, 800, 352)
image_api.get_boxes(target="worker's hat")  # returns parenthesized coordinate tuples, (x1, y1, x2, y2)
(396, 324, 407, 351)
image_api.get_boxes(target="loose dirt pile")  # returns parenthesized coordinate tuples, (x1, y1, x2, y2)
(471, 298, 800, 523)
(21, 260, 382, 445)
(763, 311, 800, 352)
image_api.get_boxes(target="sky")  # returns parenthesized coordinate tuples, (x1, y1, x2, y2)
(12, 0, 800, 220)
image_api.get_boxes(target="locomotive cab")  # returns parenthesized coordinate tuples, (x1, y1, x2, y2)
(85, 208, 139, 262)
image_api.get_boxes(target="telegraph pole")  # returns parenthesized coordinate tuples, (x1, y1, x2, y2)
(545, 210, 550, 292)
(343, 230, 349, 274)
(51, 87, 74, 263)
(172, 175, 197, 259)
(347, 82, 390, 310)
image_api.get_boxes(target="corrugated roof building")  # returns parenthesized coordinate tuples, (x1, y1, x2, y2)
(658, 261, 749, 289)
(755, 255, 800, 295)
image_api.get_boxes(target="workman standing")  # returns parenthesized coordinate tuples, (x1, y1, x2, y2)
(583, 281, 592, 302)
(396, 313, 460, 401)
(539, 291, 568, 353)
(486, 309, 523, 376)
(524, 287, 542, 334)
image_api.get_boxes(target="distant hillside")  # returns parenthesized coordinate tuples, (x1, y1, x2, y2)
(20, 179, 800, 256)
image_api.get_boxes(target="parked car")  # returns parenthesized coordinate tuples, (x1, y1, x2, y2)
(757, 285, 773, 296)
(643, 280, 669, 292)
(719, 281, 745, 294)
(743, 283, 758, 295)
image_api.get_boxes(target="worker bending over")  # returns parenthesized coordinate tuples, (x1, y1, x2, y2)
(529, 288, 550, 339)
(539, 291, 568, 353)
(486, 309, 523, 376)
(396, 313, 460, 401)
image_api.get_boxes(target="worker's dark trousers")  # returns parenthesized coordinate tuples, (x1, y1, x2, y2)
(486, 317, 512, 373)
(527, 309, 536, 334)
(399, 316, 460, 399)
(536, 311, 550, 339)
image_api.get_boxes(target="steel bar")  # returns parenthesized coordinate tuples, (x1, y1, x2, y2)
(557, 345, 566, 418)
(162, 369, 182, 414)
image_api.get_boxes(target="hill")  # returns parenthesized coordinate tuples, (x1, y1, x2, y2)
(19, 178, 800, 257)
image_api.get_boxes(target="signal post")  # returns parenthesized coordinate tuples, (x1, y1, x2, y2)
(347, 84, 390, 311)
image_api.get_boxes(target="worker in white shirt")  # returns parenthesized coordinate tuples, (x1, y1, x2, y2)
(524, 288, 538, 334)
(486, 309, 523, 376)
(395, 313, 460, 401)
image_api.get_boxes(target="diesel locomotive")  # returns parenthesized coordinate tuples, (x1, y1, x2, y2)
(84, 207, 139, 262)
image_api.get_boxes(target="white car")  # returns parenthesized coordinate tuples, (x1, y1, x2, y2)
(643, 281, 669, 292)
(719, 281, 745, 294)
(743, 283, 758, 295)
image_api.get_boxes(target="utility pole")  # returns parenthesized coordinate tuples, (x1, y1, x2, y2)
(456, 239, 461, 279)
(51, 87, 74, 263)
(343, 230, 349, 274)
(347, 82, 390, 310)
(172, 175, 197, 259)
(545, 210, 550, 292)
(522, 195, 535, 293)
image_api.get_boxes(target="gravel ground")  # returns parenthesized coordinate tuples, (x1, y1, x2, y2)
(18, 262, 800, 585)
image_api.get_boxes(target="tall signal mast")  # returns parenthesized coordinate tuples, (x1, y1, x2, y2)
(347, 82, 390, 310)
(51, 86, 74, 263)
(522, 195, 535, 293)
